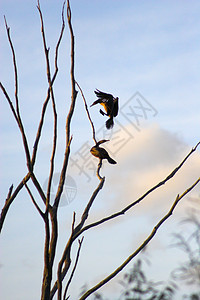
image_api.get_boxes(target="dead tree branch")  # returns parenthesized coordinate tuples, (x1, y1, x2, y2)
(2, 17, 32, 171)
(0, 82, 18, 123)
(24, 183, 45, 219)
(74, 141, 200, 239)
(75, 82, 105, 180)
(96, 159, 103, 180)
(0, 173, 31, 232)
(74, 176, 105, 235)
(0, 5, 68, 231)
(63, 237, 84, 300)
(50, 174, 105, 298)
(79, 176, 200, 299)
(53, 0, 77, 209)
(35, 2, 68, 299)
(4, 17, 19, 116)
(76, 81, 97, 144)
(37, 0, 58, 209)
(32, 1, 65, 167)
(48, 1, 78, 299)
(56, 212, 76, 300)
(6, 184, 14, 200)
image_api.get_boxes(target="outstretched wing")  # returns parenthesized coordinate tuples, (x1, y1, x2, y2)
(94, 89, 114, 102)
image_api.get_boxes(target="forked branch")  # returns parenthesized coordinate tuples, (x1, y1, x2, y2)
(79, 176, 200, 299)
(51, 172, 105, 298)
(53, 0, 77, 209)
(63, 237, 84, 300)
(37, 0, 58, 208)
(74, 141, 200, 238)
(32, 1, 66, 167)
(0, 173, 31, 233)
(2, 17, 32, 171)
(24, 183, 45, 219)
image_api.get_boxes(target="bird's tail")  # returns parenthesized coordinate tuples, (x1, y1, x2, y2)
(106, 117, 114, 129)
(107, 156, 117, 164)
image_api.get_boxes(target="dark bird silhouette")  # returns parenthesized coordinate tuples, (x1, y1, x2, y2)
(90, 89, 119, 129)
(90, 140, 117, 164)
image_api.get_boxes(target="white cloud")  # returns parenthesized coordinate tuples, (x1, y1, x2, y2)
(107, 124, 200, 212)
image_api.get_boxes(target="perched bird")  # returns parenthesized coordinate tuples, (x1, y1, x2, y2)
(90, 89, 119, 129)
(90, 140, 117, 164)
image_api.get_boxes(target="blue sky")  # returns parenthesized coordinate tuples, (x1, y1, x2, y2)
(1, 1, 200, 299)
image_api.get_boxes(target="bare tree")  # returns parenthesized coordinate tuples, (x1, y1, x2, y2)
(1, 1, 200, 300)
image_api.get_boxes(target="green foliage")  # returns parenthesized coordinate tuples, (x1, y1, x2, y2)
(118, 259, 177, 300)
(171, 210, 200, 287)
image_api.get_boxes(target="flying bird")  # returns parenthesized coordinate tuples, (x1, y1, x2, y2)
(90, 140, 117, 164)
(90, 89, 119, 129)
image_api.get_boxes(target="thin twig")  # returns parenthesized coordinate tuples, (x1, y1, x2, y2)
(37, 0, 58, 208)
(3, 17, 32, 170)
(54, 0, 78, 208)
(54, 1, 66, 75)
(30, 172, 47, 204)
(56, 212, 76, 300)
(63, 237, 84, 300)
(76, 81, 97, 144)
(37, 1, 49, 68)
(79, 176, 200, 299)
(32, 90, 51, 165)
(0, 82, 18, 123)
(24, 183, 45, 219)
(74, 176, 105, 235)
(66, 0, 77, 143)
(31, 1, 66, 167)
(4, 16, 19, 116)
(0, 173, 31, 233)
(6, 184, 14, 200)
(97, 159, 103, 180)
(75, 82, 104, 180)
(54, 136, 73, 208)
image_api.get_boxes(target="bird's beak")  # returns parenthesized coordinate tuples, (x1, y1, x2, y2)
(98, 139, 110, 145)
(90, 99, 101, 107)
